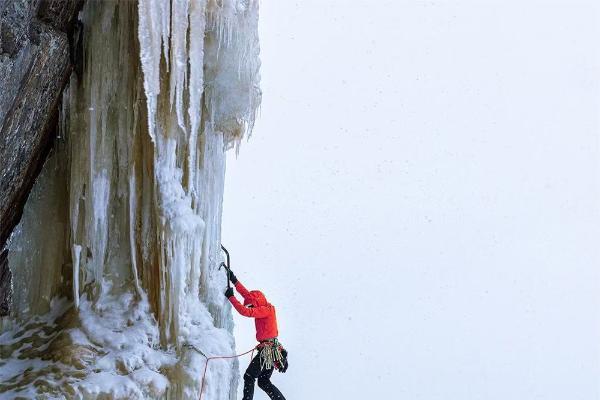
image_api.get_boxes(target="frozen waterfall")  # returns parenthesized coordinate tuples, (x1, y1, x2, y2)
(0, 0, 260, 398)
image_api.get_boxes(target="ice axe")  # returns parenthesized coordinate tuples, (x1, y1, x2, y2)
(219, 244, 231, 289)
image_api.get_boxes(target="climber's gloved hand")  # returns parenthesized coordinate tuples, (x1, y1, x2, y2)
(228, 269, 238, 284)
(224, 287, 234, 298)
(280, 358, 288, 373)
(279, 349, 289, 373)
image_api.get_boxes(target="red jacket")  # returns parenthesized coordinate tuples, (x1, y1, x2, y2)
(228, 281, 279, 342)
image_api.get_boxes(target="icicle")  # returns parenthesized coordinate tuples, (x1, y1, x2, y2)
(137, 0, 165, 142)
(72, 244, 82, 309)
(204, 0, 261, 147)
(187, 0, 207, 196)
(128, 173, 143, 297)
(169, 0, 190, 130)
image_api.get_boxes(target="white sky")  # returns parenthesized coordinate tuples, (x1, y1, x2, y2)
(223, 1, 600, 399)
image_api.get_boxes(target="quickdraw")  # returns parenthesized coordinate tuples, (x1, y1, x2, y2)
(256, 338, 287, 371)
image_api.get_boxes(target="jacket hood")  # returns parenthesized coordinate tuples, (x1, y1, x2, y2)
(244, 290, 269, 307)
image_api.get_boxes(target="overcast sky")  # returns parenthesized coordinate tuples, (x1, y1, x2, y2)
(223, 1, 600, 399)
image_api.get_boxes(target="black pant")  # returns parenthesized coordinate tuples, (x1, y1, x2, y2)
(243, 350, 286, 400)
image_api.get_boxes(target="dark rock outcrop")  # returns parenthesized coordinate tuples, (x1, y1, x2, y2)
(0, 250, 10, 315)
(0, 0, 83, 315)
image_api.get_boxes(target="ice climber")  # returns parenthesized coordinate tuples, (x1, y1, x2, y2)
(225, 269, 288, 400)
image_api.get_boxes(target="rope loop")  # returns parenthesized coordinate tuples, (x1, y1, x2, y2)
(192, 345, 257, 400)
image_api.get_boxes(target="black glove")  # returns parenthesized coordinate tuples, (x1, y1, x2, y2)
(224, 287, 234, 298)
(279, 349, 289, 373)
(228, 269, 238, 284)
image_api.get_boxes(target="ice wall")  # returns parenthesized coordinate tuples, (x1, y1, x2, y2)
(0, 0, 260, 398)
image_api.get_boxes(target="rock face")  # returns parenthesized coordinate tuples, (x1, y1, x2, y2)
(0, 0, 82, 315)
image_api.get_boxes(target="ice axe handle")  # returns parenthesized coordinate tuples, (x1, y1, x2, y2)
(220, 245, 232, 289)
(221, 245, 230, 267)
(219, 261, 231, 289)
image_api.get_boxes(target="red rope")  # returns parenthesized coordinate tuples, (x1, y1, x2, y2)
(199, 346, 257, 400)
